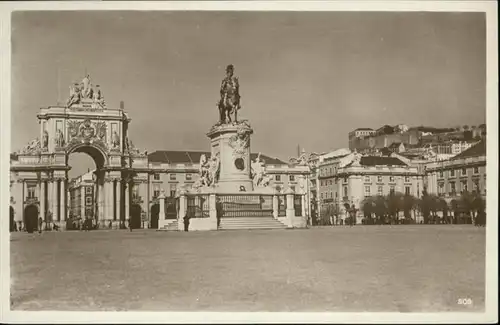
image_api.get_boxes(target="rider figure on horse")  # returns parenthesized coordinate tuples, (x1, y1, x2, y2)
(218, 64, 241, 124)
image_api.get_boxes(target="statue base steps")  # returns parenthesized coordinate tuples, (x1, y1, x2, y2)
(219, 217, 288, 230)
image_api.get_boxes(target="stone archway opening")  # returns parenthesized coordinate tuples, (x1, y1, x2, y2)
(66, 144, 107, 229)
(24, 204, 38, 233)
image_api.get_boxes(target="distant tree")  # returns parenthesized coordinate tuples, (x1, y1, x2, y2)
(438, 198, 450, 224)
(373, 195, 388, 224)
(427, 194, 442, 224)
(361, 197, 375, 224)
(343, 203, 358, 226)
(420, 189, 435, 224)
(463, 125, 470, 131)
(403, 194, 418, 224)
(458, 191, 485, 225)
(383, 125, 395, 135)
(386, 192, 404, 224)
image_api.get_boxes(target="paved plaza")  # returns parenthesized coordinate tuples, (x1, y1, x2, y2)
(10, 226, 485, 312)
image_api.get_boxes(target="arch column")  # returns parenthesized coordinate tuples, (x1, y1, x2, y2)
(98, 179, 104, 222)
(40, 180, 46, 222)
(125, 181, 130, 224)
(60, 178, 66, 222)
(139, 180, 148, 226)
(116, 180, 122, 226)
(104, 175, 113, 222)
(52, 179, 58, 221)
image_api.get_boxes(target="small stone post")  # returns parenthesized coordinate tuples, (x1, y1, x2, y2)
(285, 187, 295, 228)
(209, 191, 217, 230)
(272, 192, 279, 219)
(177, 189, 186, 231)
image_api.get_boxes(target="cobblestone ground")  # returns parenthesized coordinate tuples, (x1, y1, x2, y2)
(10, 225, 485, 311)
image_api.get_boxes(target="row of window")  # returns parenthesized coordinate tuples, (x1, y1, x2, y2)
(364, 175, 411, 183)
(364, 185, 411, 196)
(320, 184, 419, 201)
(319, 166, 338, 177)
(153, 173, 296, 182)
(153, 173, 188, 181)
(437, 179, 482, 195)
(438, 167, 480, 179)
(320, 186, 348, 200)
(320, 175, 413, 187)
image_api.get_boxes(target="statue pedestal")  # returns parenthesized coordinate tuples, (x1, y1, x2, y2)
(207, 122, 254, 193)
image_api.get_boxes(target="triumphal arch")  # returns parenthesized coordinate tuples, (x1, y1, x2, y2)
(10, 75, 149, 231)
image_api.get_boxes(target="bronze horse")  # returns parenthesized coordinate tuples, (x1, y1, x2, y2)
(218, 93, 240, 124)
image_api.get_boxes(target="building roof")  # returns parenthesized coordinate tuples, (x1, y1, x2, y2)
(358, 156, 407, 167)
(148, 150, 286, 165)
(354, 128, 373, 131)
(451, 140, 486, 160)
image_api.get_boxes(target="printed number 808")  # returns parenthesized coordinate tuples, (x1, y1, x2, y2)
(457, 298, 473, 305)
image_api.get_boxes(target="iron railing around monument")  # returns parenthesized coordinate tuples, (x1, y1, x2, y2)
(218, 194, 273, 218)
(165, 197, 178, 219)
(186, 195, 210, 218)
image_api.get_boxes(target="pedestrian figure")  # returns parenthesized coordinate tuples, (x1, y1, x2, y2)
(329, 215, 333, 226)
(129, 217, 133, 232)
(38, 217, 43, 234)
(216, 198, 223, 229)
(183, 213, 190, 232)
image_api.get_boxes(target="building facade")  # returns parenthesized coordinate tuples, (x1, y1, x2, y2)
(317, 152, 424, 222)
(424, 140, 486, 202)
(313, 140, 486, 224)
(68, 170, 95, 219)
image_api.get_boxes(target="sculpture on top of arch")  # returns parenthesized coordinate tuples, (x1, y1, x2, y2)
(67, 74, 106, 109)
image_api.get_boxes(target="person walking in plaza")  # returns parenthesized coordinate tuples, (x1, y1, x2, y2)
(183, 213, 190, 232)
(129, 217, 133, 232)
(216, 198, 223, 229)
(38, 217, 43, 234)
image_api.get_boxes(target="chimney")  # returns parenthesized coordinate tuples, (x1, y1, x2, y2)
(120, 101, 125, 110)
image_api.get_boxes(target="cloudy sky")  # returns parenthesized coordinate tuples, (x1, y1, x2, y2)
(11, 11, 486, 177)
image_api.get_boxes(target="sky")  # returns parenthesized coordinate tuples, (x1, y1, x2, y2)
(11, 11, 486, 178)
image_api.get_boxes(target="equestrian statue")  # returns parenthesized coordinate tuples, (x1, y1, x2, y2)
(217, 64, 241, 124)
